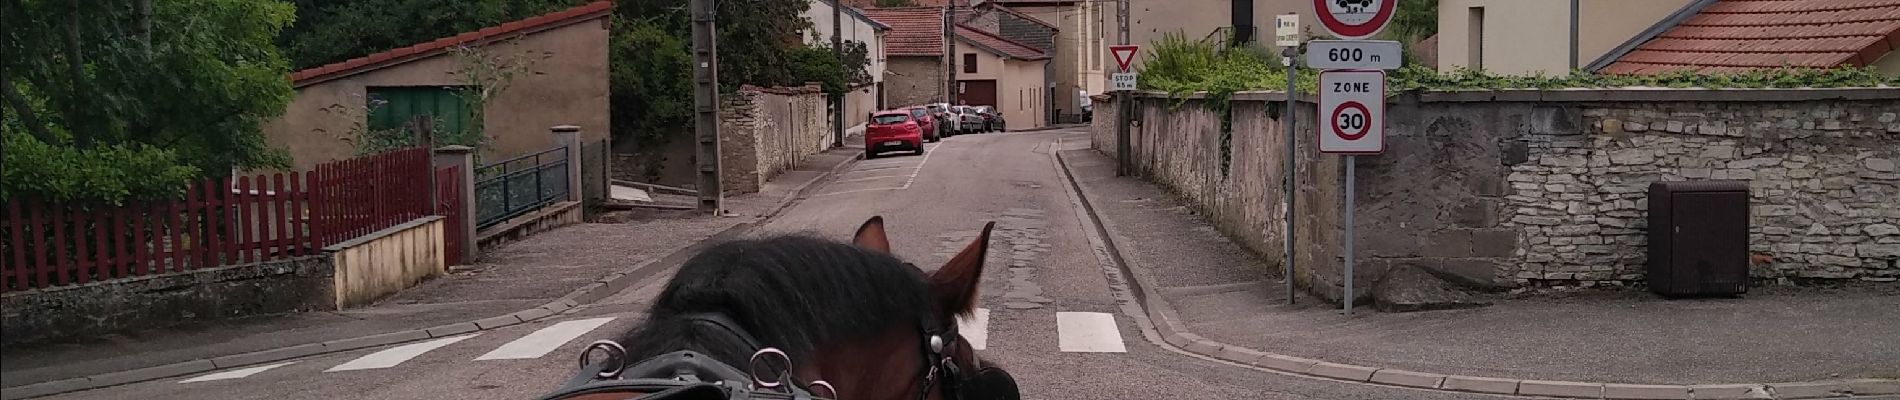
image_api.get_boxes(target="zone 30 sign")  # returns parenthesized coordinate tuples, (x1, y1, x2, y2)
(1317, 70, 1384, 154)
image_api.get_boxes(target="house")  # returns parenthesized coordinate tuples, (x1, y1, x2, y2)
(1089, 0, 1320, 86)
(862, 7, 952, 108)
(1589, 0, 1900, 75)
(1440, 0, 1900, 77)
(805, 0, 894, 133)
(954, 25, 1051, 130)
(959, 3, 1063, 123)
(264, 2, 612, 170)
(1437, 0, 1699, 76)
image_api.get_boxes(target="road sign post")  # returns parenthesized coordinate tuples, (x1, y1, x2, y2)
(1275, 13, 1300, 305)
(1111, 45, 1139, 177)
(1319, 69, 1384, 315)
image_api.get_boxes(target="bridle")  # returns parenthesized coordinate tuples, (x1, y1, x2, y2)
(534, 311, 1018, 400)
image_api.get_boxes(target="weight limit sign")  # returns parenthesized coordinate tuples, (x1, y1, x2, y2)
(1317, 70, 1384, 154)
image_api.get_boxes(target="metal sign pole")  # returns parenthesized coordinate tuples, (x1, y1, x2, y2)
(1281, 47, 1297, 305)
(1343, 155, 1356, 315)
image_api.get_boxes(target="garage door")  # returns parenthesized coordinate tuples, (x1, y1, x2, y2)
(958, 80, 998, 107)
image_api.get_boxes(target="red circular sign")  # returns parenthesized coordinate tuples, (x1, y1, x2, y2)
(1330, 101, 1371, 140)
(1312, 0, 1397, 39)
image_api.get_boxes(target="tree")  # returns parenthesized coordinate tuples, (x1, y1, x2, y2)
(2, 0, 299, 203)
(276, 0, 584, 70)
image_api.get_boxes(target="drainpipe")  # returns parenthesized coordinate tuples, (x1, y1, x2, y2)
(1569, 0, 1580, 71)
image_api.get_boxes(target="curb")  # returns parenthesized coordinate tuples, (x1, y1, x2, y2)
(1, 151, 865, 400)
(1047, 141, 1900, 400)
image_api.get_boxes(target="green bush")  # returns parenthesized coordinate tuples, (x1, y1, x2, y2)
(1, 131, 201, 206)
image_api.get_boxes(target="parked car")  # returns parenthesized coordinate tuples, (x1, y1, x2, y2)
(865, 110, 926, 159)
(952, 105, 985, 134)
(906, 106, 941, 142)
(926, 103, 960, 135)
(974, 105, 1003, 132)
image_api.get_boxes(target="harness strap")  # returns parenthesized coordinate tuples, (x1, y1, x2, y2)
(681, 313, 765, 351)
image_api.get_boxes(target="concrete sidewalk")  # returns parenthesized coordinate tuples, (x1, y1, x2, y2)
(1055, 138, 1900, 399)
(1, 146, 864, 398)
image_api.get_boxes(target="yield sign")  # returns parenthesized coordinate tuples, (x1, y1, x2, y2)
(1110, 45, 1140, 73)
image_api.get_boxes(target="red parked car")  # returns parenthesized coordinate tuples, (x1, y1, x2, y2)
(865, 110, 926, 159)
(907, 106, 941, 142)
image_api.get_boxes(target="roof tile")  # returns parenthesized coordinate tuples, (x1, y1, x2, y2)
(864, 7, 948, 56)
(289, 1, 613, 86)
(1602, 0, 1900, 74)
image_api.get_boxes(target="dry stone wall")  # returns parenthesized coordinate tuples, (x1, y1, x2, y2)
(1509, 101, 1900, 284)
(719, 84, 834, 195)
(1093, 89, 1900, 304)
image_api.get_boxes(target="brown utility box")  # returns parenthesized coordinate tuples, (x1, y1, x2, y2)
(1647, 181, 1750, 296)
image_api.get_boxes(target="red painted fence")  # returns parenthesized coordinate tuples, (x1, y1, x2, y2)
(0, 148, 458, 292)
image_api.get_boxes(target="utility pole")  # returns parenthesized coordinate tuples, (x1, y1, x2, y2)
(945, 4, 958, 105)
(692, 0, 723, 213)
(832, 0, 845, 148)
(1114, 0, 1131, 176)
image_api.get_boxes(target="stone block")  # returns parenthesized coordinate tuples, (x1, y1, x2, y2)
(1603, 383, 1691, 399)
(1441, 375, 1520, 394)
(1470, 229, 1519, 257)
(1518, 380, 1604, 398)
(1421, 230, 1474, 258)
(1687, 384, 1769, 399)
(1369, 369, 1446, 388)
(1306, 362, 1377, 381)
(1252, 354, 1319, 372)
(1767, 381, 1850, 399)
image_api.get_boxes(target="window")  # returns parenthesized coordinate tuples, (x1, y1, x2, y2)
(873, 114, 911, 125)
(365, 86, 473, 136)
(964, 53, 977, 73)
(1468, 7, 1485, 68)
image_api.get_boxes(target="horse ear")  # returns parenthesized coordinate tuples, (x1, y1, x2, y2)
(931, 221, 994, 318)
(853, 216, 891, 253)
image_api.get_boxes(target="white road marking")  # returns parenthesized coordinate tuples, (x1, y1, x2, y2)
(475, 317, 616, 361)
(958, 308, 991, 350)
(178, 362, 295, 383)
(326, 334, 479, 372)
(1056, 312, 1127, 353)
(899, 143, 936, 189)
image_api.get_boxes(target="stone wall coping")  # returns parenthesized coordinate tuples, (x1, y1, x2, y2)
(1122, 86, 1900, 104)
(0, 255, 331, 299)
(322, 216, 445, 252)
(739, 83, 827, 95)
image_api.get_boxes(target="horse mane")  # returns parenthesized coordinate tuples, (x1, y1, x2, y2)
(614, 233, 937, 369)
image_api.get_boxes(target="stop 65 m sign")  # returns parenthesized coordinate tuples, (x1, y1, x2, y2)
(1318, 70, 1384, 154)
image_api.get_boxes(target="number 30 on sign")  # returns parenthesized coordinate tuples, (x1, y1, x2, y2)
(1318, 70, 1384, 154)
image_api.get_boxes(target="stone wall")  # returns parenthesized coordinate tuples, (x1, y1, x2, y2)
(1, 256, 335, 346)
(1093, 88, 1900, 304)
(719, 84, 835, 195)
(885, 56, 944, 107)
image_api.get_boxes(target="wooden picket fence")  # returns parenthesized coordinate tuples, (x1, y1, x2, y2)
(0, 148, 452, 293)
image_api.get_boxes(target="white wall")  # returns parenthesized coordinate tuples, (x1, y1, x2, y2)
(805, 0, 886, 83)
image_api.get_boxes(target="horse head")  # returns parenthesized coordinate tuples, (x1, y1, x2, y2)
(546, 216, 1017, 400)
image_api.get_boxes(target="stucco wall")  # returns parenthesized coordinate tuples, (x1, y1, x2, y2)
(328, 217, 445, 309)
(1437, 0, 1572, 76)
(1577, 0, 1693, 65)
(1095, 89, 1900, 304)
(804, 0, 887, 82)
(886, 56, 945, 107)
(265, 17, 611, 171)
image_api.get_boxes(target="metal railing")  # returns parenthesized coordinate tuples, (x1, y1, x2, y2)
(473, 146, 569, 230)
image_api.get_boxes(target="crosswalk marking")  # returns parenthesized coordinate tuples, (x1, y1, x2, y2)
(1055, 312, 1126, 353)
(179, 362, 295, 383)
(476, 317, 616, 361)
(958, 308, 991, 350)
(326, 334, 480, 372)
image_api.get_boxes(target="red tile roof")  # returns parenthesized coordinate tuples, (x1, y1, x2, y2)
(863, 7, 948, 56)
(1599, 0, 1900, 74)
(956, 25, 1049, 60)
(289, 1, 614, 87)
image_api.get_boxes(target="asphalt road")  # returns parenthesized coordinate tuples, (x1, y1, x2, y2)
(41, 128, 1503, 400)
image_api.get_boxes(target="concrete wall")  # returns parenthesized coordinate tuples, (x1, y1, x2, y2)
(845, 83, 880, 132)
(264, 17, 611, 170)
(1095, 88, 1900, 305)
(719, 84, 835, 195)
(886, 56, 945, 107)
(327, 217, 446, 309)
(1873, 51, 1900, 75)
(1, 256, 334, 346)
(1577, 0, 1694, 65)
